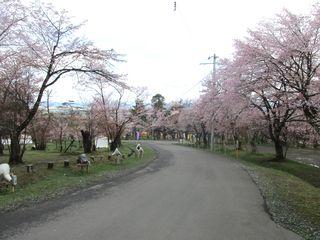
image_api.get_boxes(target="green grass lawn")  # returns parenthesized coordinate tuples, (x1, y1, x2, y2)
(0, 141, 155, 211)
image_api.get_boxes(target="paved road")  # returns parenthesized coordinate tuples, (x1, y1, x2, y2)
(1, 142, 300, 240)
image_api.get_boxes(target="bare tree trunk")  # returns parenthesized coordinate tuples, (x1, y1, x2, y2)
(59, 129, 63, 152)
(200, 123, 208, 148)
(36, 140, 46, 150)
(32, 130, 47, 150)
(274, 139, 285, 161)
(81, 130, 92, 153)
(270, 126, 285, 161)
(0, 134, 3, 155)
(9, 131, 23, 164)
(110, 133, 121, 152)
(250, 139, 257, 153)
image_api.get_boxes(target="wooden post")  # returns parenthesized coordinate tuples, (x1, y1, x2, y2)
(236, 140, 239, 159)
(64, 160, 69, 168)
(26, 164, 33, 173)
(12, 175, 17, 192)
(47, 162, 54, 169)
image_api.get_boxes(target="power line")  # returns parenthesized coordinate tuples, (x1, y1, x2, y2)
(172, 1, 203, 99)
(179, 79, 204, 98)
(176, 53, 219, 100)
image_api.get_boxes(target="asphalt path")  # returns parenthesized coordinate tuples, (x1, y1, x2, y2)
(0, 142, 300, 240)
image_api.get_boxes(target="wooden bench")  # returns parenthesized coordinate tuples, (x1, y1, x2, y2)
(77, 163, 89, 172)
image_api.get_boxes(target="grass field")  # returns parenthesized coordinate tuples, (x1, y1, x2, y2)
(0, 141, 155, 211)
(177, 143, 320, 240)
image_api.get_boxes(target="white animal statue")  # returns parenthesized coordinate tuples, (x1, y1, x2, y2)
(135, 144, 144, 159)
(0, 163, 17, 192)
(0, 163, 12, 183)
(111, 148, 123, 164)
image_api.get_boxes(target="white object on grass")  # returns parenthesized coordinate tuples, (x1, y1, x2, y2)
(135, 144, 144, 159)
(0, 163, 12, 183)
(112, 148, 122, 164)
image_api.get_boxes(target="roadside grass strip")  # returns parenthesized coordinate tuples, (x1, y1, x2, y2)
(0, 142, 155, 211)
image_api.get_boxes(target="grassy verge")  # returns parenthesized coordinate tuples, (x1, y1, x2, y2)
(0, 142, 155, 211)
(177, 143, 320, 240)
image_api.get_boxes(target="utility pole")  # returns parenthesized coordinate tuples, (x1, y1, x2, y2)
(201, 53, 218, 151)
(209, 54, 218, 81)
(201, 54, 218, 81)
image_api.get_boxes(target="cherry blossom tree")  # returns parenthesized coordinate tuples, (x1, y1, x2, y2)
(50, 111, 69, 152)
(194, 54, 295, 159)
(81, 105, 97, 153)
(166, 101, 184, 139)
(240, 8, 320, 134)
(90, 84, 133, 151)
(175, 5, 320, 160)
(29, 91, 53, 150)
(105, 89, 133, 151)
(0, 0, 25, 46)
(0, 59, 37, 159)
(0, 0, 26, 155)
(1, 1, 124, 164)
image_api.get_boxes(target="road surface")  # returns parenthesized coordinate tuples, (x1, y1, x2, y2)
(0, 142, 300, 240)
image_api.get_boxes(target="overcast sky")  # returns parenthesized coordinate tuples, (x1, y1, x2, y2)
(41, 0, 317, 104)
